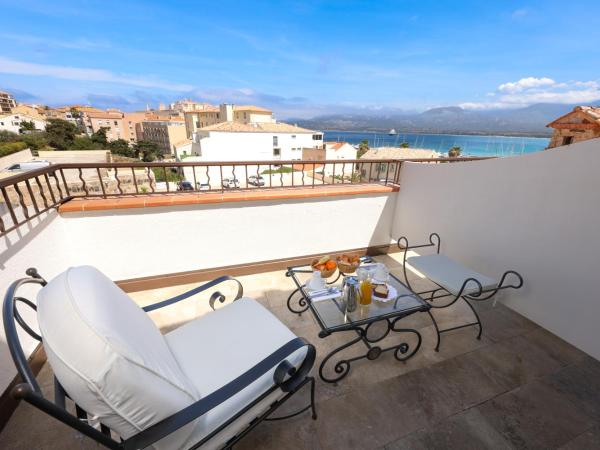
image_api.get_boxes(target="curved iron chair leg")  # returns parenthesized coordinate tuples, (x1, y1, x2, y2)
(427, 310, 441, 352)
(310, 377, 317, 420)
(462, 298, 483, 340)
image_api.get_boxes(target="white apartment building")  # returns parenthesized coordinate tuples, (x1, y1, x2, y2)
(0, 113, 47, 134)
(192, 121, 322, 161)
(181, 121, 323, 185)
(0, 91, 17, 113)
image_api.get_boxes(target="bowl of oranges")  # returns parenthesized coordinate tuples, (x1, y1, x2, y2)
(311, 255, 337, 278)
(336, 254, 361, 274)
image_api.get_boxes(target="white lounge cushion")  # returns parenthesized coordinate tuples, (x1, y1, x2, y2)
(407, 254, 497, 296)
(37, 266, 200, 450)
(165, 298, 307, 450)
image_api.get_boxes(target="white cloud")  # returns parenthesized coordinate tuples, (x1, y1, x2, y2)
(0, 57, 193, 92)
(0, 33, 110, 50)
(461, 76, 600, 110)
(498, 77, 556, 93)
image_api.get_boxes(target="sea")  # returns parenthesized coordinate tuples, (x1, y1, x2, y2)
(322, 131, 550, 157)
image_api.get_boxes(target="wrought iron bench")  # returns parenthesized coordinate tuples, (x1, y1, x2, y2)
(397, 233, 523, 351)
(3, 266, 316, 449)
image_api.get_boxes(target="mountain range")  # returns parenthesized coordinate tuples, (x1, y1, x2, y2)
(290, 103, 578, 136)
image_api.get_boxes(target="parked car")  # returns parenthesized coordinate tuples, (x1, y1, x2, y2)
(5, 160, 51, 173)
(196, 182, 211, 191)
(248, 175, 266, 186)
(177, 181, 194, 191)
(222, 178, 240, 189)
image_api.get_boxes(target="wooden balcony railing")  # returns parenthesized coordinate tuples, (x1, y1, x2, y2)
(0, 157, 490, 236)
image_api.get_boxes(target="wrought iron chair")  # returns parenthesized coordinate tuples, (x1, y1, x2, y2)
(3, 266, 316, 449)
(397, 233, 523, 351)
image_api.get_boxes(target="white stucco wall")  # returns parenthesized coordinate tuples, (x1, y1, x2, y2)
(0, 192, 397, 393)
(392, 138, 600, 360)
(196, 131, 317, 162)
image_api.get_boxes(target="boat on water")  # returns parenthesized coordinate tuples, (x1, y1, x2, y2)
(388, 128, 397, 135)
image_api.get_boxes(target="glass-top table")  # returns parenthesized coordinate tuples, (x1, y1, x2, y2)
(285, 257, 431, 383)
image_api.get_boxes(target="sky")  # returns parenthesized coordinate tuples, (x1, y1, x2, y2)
(1, 0, 600, 118)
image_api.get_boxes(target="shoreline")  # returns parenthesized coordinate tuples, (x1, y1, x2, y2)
(322, 129, 551, 139)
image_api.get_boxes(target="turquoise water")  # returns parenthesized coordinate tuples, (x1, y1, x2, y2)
(323, 131, 550, 157)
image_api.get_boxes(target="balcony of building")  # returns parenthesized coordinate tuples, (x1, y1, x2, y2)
(0, 140, 598, 449)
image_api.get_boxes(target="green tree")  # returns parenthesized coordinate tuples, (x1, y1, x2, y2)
(45, 119, 78, 149)
(0, 130, 20, 143)
(70, 136, 101, 150)
(400, 142, 409, 148)
(19, 120, 37, 132)
(91, 127, 109, 146)
(21, 132, 49, 151)
(358, 139, 370, 158)
(109, 139, 135, 158)
(448, 146, 462, 158)
(134, 140, 162, 162)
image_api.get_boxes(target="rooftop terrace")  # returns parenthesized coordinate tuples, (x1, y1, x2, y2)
(1, 251, 599, 449)
(0, 139, 598, 449)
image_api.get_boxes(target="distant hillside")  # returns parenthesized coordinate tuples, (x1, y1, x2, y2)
(291, 103, 578, 136)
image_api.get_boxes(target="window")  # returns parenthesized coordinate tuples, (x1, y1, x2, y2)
(291, 135, 296, 139)
(273, 148, 281, 157)
(312, 134, 323, 141)
(273, 136, 278, 146)
(114, 121, 118, 126)
(196, 121, 200, 127)
(563, 136, 573, 145)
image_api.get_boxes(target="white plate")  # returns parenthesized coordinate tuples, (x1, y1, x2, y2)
(372, 284, 397, 302)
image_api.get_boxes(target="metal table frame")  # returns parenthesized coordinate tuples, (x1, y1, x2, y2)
(285, 257, 431, 383)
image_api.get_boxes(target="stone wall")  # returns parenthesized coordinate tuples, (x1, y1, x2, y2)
(548, 128, 600, 148)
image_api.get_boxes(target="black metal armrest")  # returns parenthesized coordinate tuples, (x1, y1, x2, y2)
(122, 337, 315, 450)
(143, 275, 243, 312)
(397, 233, 441, 253)
(465, 270, 524, 301)
(396, 233, 441, 291)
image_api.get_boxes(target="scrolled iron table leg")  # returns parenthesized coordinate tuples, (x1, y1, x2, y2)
(318, 319, 424, 384)
(286, 287, 309, 315)
(318, 332, 364, 383)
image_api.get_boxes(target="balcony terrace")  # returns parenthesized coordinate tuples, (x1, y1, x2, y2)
(0, 140, 599, 449)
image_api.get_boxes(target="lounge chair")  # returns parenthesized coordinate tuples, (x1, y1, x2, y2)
(3, 266, 316, 449)
(397, 233, 523, 351)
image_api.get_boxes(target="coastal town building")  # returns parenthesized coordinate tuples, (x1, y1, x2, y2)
(232, 105, 274, 124)
(170, 99, 215, 112)
(184, 103, 275, 138)
(192, 121, 321, 161)
(85, 110, 147, 143)
(546, 106, 600, 149)
(0, 91, 17, 113)
(141, 118, 187, 155)
(0, 112, 47, 133)
(301, 141, 357, 177)
(44, 105, 103, 131)
(183, 105, 221, 137)
(358, 147, 440, 181)
(173, 139, 201, 160)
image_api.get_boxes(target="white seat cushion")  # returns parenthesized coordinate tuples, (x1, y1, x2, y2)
(37, 266, 200, 450)
(407, 254, 497, 296)
(165, 298, 307, 450)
